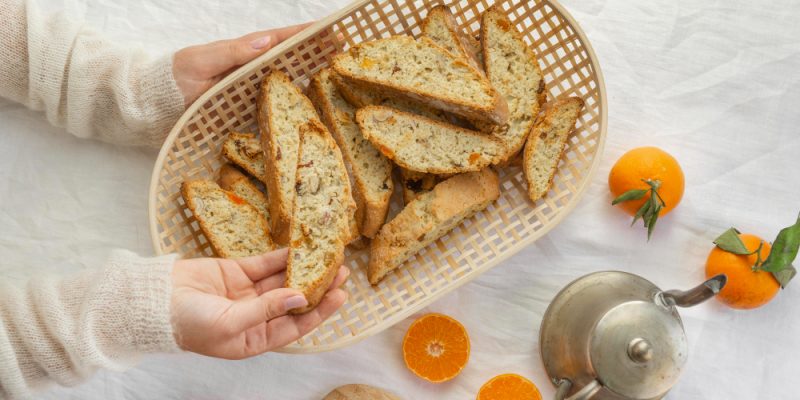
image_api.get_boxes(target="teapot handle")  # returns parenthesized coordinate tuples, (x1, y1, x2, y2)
(659, 274, 727, 308)
(554, 378, 602, 400)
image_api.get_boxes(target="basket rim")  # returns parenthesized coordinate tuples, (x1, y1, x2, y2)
(148, 0, 607, 353)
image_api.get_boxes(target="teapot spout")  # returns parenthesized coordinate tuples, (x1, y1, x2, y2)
(660, 274, 727, 308)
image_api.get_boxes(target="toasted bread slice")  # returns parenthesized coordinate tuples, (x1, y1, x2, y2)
(181, 180, 274, 258)
(398, 168, 446, 204)
(422, 6, 482, 71)
(368, 169, 500, 284)
(482, 6, 547, 162)
(332, 35, 508, 125)
(221, 132, 266, 182)
(217, 163, 270, 224)
(323, 385, 401, 400)
(258, 70, 323, 245)
(286, 121, 356, 313)
(331, 71, 450, 122)
(355, 106, 504, 174)
(524, 97, 584, 202)
(308, 68, 393, 238)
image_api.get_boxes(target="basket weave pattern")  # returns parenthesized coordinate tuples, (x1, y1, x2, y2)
(150, 0, 606, 352)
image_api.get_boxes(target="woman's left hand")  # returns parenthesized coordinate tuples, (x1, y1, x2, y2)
(172, 23, 312, 107)
(170, 248, 348, 359)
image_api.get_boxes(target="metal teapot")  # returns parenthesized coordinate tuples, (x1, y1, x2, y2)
(539, 271, 727, 400)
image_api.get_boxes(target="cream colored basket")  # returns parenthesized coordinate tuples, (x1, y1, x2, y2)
(150, 0, 606, 353)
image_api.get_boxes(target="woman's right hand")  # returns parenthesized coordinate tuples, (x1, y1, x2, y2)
(170, 248, 348, 359)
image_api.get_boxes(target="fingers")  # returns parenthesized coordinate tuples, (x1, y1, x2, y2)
(194, 22, 314, 77)
(261, 288, 348, 350)
(236, 248, 289, 281)
(220, 287, 307, 334)
(255, 271, 286, 294)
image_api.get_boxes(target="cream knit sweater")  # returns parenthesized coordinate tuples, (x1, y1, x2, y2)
(0, 0, 188, 398)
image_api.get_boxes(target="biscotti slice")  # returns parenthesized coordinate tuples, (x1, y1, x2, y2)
(217, 163, 270, 224)
(482, 6, 547, 162)
(221, 132, 266, 182)
(355, 106, 504, 174)
(332, 35, 508, 125)
(398, 168, 445, 204)
(331, 72, 450, 122)
(308, 68, 393, 238)
(181, 180, 274, 258)
(524, 97, 584, 202)
(422, 6, 482, 71)
(368, 169, 500, 285)
(258, 70, 322, 245)
(286, 122, 356, 313)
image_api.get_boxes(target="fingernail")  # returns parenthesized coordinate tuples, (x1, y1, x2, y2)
(284, 295, 308, 310)
(250, 36, 272, 50)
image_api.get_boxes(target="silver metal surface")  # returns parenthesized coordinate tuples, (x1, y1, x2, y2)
(660, 274, 727, 308)
(540, 271, 722, 400)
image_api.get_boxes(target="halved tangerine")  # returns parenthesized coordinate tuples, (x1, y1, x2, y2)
(477, 374, 542, 400)
(402, 313, 470, 382)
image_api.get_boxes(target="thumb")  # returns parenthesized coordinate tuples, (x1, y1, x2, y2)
(199, 33, 275, 76)
(221, 288, 308, 334)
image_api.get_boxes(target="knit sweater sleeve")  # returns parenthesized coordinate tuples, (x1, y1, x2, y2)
(0, 0, 186, 148)
(0, 250, 181, 399)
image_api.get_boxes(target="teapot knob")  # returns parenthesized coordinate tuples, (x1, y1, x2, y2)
(627, 337, 653, 363)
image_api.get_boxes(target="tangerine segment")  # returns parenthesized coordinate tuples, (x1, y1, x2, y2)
(608, 146, 684, 216)
(402, 313, 470, 382)
(477, 374, 542, 400)
(705, 233, 779, 309)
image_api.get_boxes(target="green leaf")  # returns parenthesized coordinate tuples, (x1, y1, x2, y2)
(632, 198, 652, 227)
(760, 214, 800, 274)
(713, 228, 751, 255)
(646, 206, 659, 240)
(772, 265, 797, 289)
(612, 189, 648, 205)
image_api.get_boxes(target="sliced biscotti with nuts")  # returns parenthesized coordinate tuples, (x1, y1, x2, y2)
(217, 163, 270, 224)
(332, 35, 508, 125)
(355, 106, 504, 174)
(368, 168, 500, 285)
(422, 6, 482, 71)
(258, 70, 323, 245)
(524, 97, 584, 202)
(221, 132, 266, 182)
(331, 72, 450, 122)
(286, 121, 356, 313)
(482, 6, 547, 162)
(308, 68, 393, 238)
(180, 180, 273, 258)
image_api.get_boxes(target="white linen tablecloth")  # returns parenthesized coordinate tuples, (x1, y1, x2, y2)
(1, 0, 799, 398)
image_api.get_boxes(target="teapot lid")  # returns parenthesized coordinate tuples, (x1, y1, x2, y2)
(590, 299, 688, 399)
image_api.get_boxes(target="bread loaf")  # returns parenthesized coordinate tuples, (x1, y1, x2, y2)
(217, 163, 270, 224)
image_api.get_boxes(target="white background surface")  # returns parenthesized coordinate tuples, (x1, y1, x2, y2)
(1, 0, 799, 399)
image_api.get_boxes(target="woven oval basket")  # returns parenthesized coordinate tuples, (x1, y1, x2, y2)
(150, 0, 606, 353)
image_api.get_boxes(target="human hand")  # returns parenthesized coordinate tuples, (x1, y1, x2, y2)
(170, 248, 348, 359)
(173, 23, 312, 107)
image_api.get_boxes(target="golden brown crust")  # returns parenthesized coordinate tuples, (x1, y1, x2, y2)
(523, 97, 584, 202)
(323, 384, 401, 400)
(216, 163, 248, 189)
(332, 35, 508, 125)
(368, 169, 500, 284)
(308, 70, 391, 239)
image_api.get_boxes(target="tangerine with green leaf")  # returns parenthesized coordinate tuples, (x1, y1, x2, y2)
(706, 232, 778, 309)
(608, 147, 684, 238)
